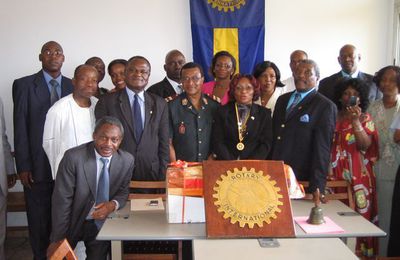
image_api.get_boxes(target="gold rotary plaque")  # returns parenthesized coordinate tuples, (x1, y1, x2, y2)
(213, 167, 283, 228)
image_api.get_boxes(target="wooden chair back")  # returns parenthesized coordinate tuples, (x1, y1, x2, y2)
(128, 181, 167, 200)
(48, 239, 77, 260)
(299, 180, 355, 210)
(126, 180, 180, 260)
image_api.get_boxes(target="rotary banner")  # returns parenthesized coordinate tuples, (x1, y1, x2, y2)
(190, 0, 265, 82)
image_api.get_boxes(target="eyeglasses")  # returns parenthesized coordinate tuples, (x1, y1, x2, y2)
(42, 50, 63, 57)
(181, 76, 203, 83)
(215, 63, 233, 69)
(235, 85, 253, 92)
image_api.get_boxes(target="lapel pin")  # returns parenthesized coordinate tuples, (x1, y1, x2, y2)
(251, 116, 255, 120)
(150, 111, 153, 114)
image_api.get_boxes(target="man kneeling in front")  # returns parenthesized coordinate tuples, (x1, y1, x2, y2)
(48, 116, 134, 259)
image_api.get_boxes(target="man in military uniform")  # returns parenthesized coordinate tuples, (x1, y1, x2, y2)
(168, 62, 219, 162)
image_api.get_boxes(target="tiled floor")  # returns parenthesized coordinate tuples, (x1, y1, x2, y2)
(5, 230, 33, 260)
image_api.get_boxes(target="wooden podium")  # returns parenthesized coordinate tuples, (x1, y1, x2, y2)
(203, 160, 295, 238)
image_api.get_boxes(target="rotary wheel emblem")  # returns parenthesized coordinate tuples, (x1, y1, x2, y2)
(207, 0, 246, 12)
(213, 167, 283, 228)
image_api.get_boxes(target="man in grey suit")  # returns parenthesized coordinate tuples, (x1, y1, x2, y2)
(0, 97, 16, 259)
(95, 56, 169, 187)
(48, 116, 134, 259)
(12, 41, 73, 259)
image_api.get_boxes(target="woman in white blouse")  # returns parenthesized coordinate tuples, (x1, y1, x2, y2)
(253, 61, 288, 115)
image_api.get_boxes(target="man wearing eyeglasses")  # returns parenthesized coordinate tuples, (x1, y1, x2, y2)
(95, 56, 169, 191)
(12, 40, 73, 259)
(147, 50, 186, 100)
(168, 62, 219, 162)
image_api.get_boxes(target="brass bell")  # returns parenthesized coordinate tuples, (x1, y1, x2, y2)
(307, 188, 325, 225)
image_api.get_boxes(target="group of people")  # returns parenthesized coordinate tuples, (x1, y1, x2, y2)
(0, 40, 399, 259)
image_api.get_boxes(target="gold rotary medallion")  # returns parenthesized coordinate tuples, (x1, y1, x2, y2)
(207, 0, 246, 12)
(213, 167, 283, 228)
(236, 142, 245, 151)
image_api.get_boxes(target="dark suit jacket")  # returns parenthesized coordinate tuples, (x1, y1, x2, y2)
(212, 102, 272, 160)
(12, 70, 73, 182)
(95, 90, 169, 181)
(147, 77, 177, 98)
(50, 142, 134, 242)
(318, 71, 382, 102)
(272, 90, 337, 193)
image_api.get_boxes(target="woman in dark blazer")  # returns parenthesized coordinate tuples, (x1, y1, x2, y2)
(211, 74, 272, 160)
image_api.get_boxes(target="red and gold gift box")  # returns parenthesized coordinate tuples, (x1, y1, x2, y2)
(166, 161, 205, 223)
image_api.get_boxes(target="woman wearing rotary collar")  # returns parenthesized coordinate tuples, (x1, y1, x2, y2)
(211, 74, 273, 160)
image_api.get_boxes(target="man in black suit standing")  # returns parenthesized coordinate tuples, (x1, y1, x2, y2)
(95, 56, 169, 186)
(319, 44, 382, 102)
(272, 60, 337, 197)
(147, 50, 186, 100)
(48, 116, 134, 259)
(12, 41, 73, 259)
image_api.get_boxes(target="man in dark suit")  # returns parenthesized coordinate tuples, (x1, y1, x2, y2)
(319, 44, 382, 102)
(272, 60, 337, 196)
(48, 116, 134, 259)
(147, 50, 186, 100)
(12, 41, 73, 260)
(95, 56, 169, 185)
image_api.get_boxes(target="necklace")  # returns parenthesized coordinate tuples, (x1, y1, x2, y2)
(235, 103, 250, 151)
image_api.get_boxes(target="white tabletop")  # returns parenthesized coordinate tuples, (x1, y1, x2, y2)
(291, 199, 385, 238)
(193, 238, 358, 260)
(98, 199, 385, 240)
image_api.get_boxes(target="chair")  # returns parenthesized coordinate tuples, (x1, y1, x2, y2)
(6, 173, 28, 234)
(48, 239, 78, 260)
(128, 181, 167, 200)
(299, 180, 355, 210)
(124, 180, 181, 260)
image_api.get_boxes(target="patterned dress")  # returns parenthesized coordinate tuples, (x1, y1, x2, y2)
(329, 113, 379, 257)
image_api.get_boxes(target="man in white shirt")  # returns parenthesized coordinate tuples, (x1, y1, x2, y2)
(282, 50, 308, 92)
(43, 64, 98, 179)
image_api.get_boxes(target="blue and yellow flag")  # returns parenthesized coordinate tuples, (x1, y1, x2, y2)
(190, 0, 265, 82)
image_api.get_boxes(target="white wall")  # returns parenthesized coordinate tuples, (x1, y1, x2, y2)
(0, 0, 395, 147)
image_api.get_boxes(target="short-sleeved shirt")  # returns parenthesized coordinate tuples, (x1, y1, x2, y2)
(168, 93, 219, 162)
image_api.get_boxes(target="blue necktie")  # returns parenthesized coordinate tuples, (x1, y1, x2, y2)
(287, 93, 301, 115)
(133, 94, 143, 141)
(49, 79, 60, 106)
(96, 157, 110, 229)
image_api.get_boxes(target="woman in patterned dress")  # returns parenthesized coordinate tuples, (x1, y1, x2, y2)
(329, 78, 379, 257)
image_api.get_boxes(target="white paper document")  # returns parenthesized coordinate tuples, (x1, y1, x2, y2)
(130, 198, 164, 211)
